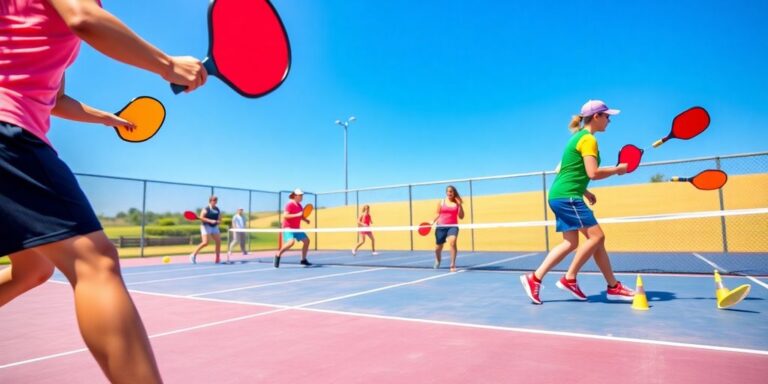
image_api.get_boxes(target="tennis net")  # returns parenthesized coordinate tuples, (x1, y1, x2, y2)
(230, 208, 768, 276)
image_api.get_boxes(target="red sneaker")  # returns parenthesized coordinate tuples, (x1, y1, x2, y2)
(606, 281, 635, 301)
(555, 276, 587, 301)
(520, 273, 542, 305)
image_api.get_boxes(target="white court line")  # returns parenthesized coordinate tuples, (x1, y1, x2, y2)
(190, 268, 386, 297)
(121, 265, 223, 276)
(125, 267, 275, 287)
(693, 253, 768, 291)
(8, 251, 766, 370)
(3, 255, 532, 369)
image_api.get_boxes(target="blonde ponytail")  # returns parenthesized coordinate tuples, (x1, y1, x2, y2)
(568, 115, 583, 133)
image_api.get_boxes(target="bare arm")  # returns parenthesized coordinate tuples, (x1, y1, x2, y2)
(199, 208, 217, 225)
(283, 210, 304, 219)
(51, 75, 134, 127)
(46, 0, 206, 90)
(431, 202, 441, 224)
(584, 156, 627, 180)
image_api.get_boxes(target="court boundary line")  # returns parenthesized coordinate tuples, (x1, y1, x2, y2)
(693, 252, 768, 290)
(125, 266, 276, 286)
(3, 254, 534, 369)
(6, 256, 765, 370)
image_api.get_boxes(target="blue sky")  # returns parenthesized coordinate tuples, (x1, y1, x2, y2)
(52, 0, 768, 196)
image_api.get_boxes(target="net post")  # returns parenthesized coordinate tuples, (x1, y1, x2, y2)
(541, 172, 550, 252)
(140, 180, 147, 258)
(354, 190, 359, 246)
(314, 194, 318, 251)
(716, 157, 729, 255)
(247, 191, 252, 253)
(409, 185, 414, 251)
(469, 180, 475, 252)
(277, 192, 283, 251)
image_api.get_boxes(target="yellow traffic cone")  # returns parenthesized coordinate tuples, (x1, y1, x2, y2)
(714, 270, 751, 309)
(632, 274, 649, 311)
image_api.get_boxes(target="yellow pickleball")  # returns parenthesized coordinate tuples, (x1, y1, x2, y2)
(162, 256, 171, 264)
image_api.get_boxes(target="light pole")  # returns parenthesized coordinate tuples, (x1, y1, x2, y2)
(334, 116, 356, 205)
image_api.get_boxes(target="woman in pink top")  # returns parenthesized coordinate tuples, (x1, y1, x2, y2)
(0, 1, 206, 382)
(430, 185, 465, 272)
(352, 205, 377, 256)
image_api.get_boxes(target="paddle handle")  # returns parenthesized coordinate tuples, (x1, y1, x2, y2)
(170, 58, 215, 94)
(670, 176, 689, 182)
(652, 137, 666, 148)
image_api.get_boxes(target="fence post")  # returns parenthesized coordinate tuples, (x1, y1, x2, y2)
(408, 185, 414, 251)
(140, 180, 147, 258)
(248, 191, 252, 253)
(541, 172, 550, 253)
(716, 158, 728, 254)
(314, 194, 318, 251)
(469, 180, 475, 252)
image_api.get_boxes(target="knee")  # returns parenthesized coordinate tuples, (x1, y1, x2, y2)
(564, 241, 579, 253)
(27, 263, 55, 288)
(593, 232, 606, 244)
(75, 239, 122, 280)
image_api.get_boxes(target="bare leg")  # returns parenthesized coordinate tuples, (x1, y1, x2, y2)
(353, 235, 366, 253)
(211, 234, 221, 263)
(276, 239, 296, 257)
(447, 235, 458, 270)
(592, 240, 619, 287)
(40, 231, 162, 383)
(533, 231, 579, 280)
(0, 250, 55, 307)
(191, 234, 209, 256)
(565, 225, 605, 280)
(369, 234, 376, 252)
(301, 237, 310, 261)
(434, 244, 444, 267)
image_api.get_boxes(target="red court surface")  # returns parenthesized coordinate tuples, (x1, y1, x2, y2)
(2, 276, 767, 384)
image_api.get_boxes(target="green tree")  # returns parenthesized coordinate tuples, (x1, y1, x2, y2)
(650, 173, 666, 183)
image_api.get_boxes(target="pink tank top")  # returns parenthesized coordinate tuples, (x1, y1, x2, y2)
(437, 199, 459, 225)
(0, 0, 101, 146)
(361, 213, 371, 226)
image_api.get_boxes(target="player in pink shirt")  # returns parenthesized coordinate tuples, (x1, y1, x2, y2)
(274, 189, 312, 268)
(430, 185, 465, 272)
(352, 205, 378, 256)
(0, 1, 206, 382)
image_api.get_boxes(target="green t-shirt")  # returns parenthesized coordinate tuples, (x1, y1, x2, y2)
(548, 129, 601, 200)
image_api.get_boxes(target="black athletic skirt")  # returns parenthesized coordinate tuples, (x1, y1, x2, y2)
(0, 121, 102, 256)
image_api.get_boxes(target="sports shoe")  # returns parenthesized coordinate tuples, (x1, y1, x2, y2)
(520, 273, 542, 305)
(189, 254, 197, 264)
(273, 255, 281, 268)
(372, 252, 379, 256)
(352, 249, 357, 256)
(450, 266, 457, 273)
(300, 259, 312, 266)
(433, 260, 441, 269)
(606, 281, 635, 301)
(555, 276, 588, 301)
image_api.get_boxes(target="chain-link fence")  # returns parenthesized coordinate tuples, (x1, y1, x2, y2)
(312, 152, 768, 259)
(73, 151, 767, 270)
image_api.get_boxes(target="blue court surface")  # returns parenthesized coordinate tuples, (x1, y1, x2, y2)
(107, 251, 768, 351)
